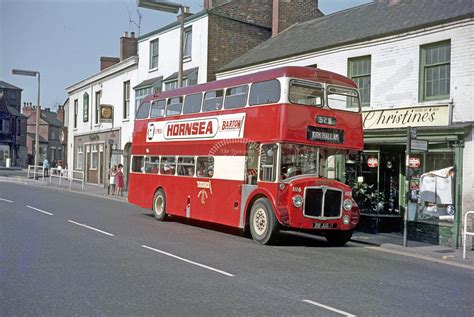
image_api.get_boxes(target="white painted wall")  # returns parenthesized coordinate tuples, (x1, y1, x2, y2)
(66, 59, 138, 171)
(137, 15, 209, 85)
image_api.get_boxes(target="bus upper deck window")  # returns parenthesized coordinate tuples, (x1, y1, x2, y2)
(224, 85, 249, 109)
(327, 86, 360, 112)
(166, 97, 183, 116)
(289, 80, 323, 107)
(203, 90, 224, 112)
(136, 101, 151, 119)
(183, 93, 203, 114)
(150, 100, 166, 118)
(249, 80, 280, 106)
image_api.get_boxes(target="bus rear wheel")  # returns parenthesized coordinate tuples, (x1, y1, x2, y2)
(153, 189, 167, 221)
(249, 198, 279, 245)
(325, 230, 353, 246)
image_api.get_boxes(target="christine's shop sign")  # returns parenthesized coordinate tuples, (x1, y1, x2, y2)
(146, 113, 246, 142)
(362, 105, 450, 130)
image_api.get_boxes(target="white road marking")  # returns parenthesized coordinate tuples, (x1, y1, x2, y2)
(67, 220, 115, 237)
(0, 198, 13, 203)
(302, 299, 356, 317)
(26, 205, 54, 216)
(141, 245, 234, 277)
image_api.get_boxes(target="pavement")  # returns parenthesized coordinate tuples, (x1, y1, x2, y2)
(1, 167, 473, 270)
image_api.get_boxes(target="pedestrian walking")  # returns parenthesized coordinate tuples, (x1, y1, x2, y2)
(116, 164, 124, 196)
(108, 165, 117, 195)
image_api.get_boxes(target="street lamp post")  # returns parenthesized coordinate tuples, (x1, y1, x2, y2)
(138, 0, 188, 88)
(12, 69, 41, 172)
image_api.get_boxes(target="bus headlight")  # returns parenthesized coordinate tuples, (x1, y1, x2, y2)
(343, 199, 353, 211)
(343, 215, 350, 225)
(293, 195, 303, 208)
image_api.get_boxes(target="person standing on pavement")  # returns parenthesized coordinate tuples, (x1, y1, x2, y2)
(42, 158, 49, 177)
(108, 165, 117, 195)
(116, 164, 124, 196)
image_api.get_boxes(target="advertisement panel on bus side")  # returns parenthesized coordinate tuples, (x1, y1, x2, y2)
(146, 113, 246, 142)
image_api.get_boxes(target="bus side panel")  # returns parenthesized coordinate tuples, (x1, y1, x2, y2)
(154, 175, 186, 218)
(128, 172, 148, 208)
(207, 179, 243, 227)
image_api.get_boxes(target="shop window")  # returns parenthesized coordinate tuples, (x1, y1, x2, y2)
(347, 152, 400, 216)
(249, 80, 280, 106)
(76, 146, 83, 170)
(348, 55, 371, 106)
(417, 152, 455, 223)
(196, 157, 214, 178)
(91, 144, 98, 170)
(160, 156, 176, 175)
(420, 40, 450, 101)
(132, 156, 144, 173)
(177, 157, 195, 176)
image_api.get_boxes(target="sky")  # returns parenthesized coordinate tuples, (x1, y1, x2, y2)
(1, 0, 371, 110)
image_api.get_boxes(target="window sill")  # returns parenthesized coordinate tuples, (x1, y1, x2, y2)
(420, 97, 451, 104)
(183, 56, 191, 63)
(122, 118, 130, 122)
(149, 67, 158, 73)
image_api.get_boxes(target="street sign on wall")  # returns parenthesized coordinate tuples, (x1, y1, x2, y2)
(411, 139, 428, 151)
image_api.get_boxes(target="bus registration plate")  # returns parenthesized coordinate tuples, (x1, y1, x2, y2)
(313, 223, 330, 229)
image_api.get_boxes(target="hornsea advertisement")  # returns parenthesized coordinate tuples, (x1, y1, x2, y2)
(146, 113, 246, 142)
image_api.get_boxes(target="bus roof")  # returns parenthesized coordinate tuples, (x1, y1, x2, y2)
(144, 66, 357, 103)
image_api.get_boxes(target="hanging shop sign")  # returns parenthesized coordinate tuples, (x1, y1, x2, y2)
(362, 104, 450, 130)
(367, 157, 378, 168)
(408, 157, 421, 168)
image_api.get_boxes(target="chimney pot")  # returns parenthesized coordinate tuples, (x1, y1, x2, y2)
(131, 31, 135, 38)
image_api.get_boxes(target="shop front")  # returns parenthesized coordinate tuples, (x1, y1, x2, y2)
(74, 129, 121, 187)
(344, 104, 468, 248)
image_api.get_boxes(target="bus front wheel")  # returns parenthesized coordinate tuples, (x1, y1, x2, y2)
(325, 230, 353, 246)
(153, 189, 167, 221)
(249, 198, 279, 245)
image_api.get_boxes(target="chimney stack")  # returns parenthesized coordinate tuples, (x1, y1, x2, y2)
(272, 0, 321, 37)
(177, 6, 192, 21)
(100, 56, 120, 71)
(57, 105, 65, 123)
(120, 31, 138, 61)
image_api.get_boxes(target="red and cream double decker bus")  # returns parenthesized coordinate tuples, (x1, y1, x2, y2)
(129, 66, 363, 245)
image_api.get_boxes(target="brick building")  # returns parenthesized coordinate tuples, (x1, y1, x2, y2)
(22, 103, 65, 167)
(217, 0, 474, 248)
(0, 81, 27, 167)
